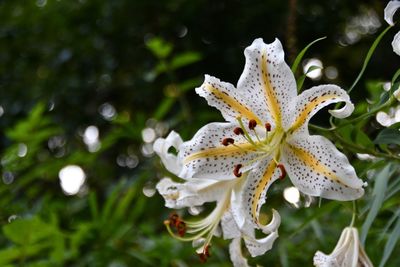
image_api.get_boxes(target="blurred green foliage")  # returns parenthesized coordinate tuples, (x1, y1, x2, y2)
(1, 0, 400, 266)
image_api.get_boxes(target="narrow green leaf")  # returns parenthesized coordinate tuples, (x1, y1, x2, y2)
(3, 217, 53, 245)
(379, 214, 400, 267)
(361, 165, 392, 244)
(374, 128, 400, 145)
(379, 209, 400, 242)
(291, 36, 326, 74)
(297, 65, 322, 92)
(145, 37, 173, 59)
(355, 128, 374, 149)
(391, 68, 400, 85)
(290, 201, 339, 237)
(385, 176, 400, 200)
(89, 192, 99, 221)
(153, 97, 175, 120)
(171, 51, 202, 69)
(101, 183, 123, 222)
(114, 187, 137, 221)
(348, 25, 392, 93)
(178, 77, 202, 92)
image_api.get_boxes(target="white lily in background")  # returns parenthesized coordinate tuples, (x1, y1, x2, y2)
(313, 227, 373, 267)
(384, 0, 400, 55)
(177, 38, 365, 231)
(154, 131, 280, 265)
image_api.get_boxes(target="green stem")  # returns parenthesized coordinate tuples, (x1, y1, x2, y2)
(350, 201, 357, 227)
(310, 95, 394, 132)
(309, 123, 400, 161)
(334, 96, 394, 130)
(348, 25, 393, 94)
(333, 132, 400, 161)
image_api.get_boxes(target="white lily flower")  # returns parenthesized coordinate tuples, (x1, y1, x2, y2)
(154, 131, 280, 265)
(384, 0, 400, 55)
(313, 227, 373, 267)
(176, 38, 365, 231)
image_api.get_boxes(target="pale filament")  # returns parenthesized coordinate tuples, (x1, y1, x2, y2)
(165, 179, 237, 253)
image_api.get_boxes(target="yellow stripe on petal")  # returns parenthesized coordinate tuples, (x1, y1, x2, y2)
(204, 84, 262, 124)
(251, 160, 277, 223)
(183, 142, 256, 164)
(261, 52, 281, 127)
(288, 144, 350, 186)
(289, 94, 338, 132)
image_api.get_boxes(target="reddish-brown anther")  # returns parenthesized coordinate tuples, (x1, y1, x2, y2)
(221, 137, 235, 146)
(176, 221, 186, 237)
(277, 163, 286, 179)
(233, 164, 243, 177)
(248, 119, 257, 130)
(233, 127, 244, 135)
(265, 122, 272, 132)
(198, 245, 211, 263)
(169, 213, 179, 226)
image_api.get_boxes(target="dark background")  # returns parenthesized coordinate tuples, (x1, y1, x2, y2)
(0, 0, 398, 266)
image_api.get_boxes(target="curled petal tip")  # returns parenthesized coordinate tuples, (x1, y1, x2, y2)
(328, 101, 354, 119)
(384, 0, 400, 26)
(392, 31, 400, 56)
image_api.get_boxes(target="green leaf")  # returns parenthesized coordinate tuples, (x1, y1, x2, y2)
(391, 68, 400, 85)
(297, 65, 322, 92)
(290, 201, 339, 238)
(153, 97, 175, 120)
(291, 36, 326, 74)
(361, 165, 392, 244)
(379, 209, 400, 242)
(379, 214, 400, 267)
(170, 51, 202, 69)
(3, 217, 53, 245)
(348, 25, 392, 93)
(145, 37, 173, 59)
(374, 128, 400, 145)
(0, 244, 48, 265)
(354, 127, 374, 149)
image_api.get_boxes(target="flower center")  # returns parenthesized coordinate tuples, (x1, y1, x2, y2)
(222, 117, 286, 178)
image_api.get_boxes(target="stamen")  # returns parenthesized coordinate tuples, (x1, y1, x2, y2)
(221, 138, 234, 146)
(277, 163, 286, 179)
(165, 213, 187, 237)
(248, 119, 257, 130)
(198, 245, 211, 263)
(169, 213, 179, 225)
(236, 117, 256, 145)
(233, 127, 244, 135)
(233, 164, 243, 177)
(265, 122, 272, 132)
(177, 221, 187, 237)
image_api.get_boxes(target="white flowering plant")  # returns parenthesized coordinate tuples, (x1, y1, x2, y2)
(150, 2, 400, 266)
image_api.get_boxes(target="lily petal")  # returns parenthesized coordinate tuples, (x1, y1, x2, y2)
(237, 38, 297, 129)
(242, 226, 279, 257)
(229, 238, 249, 267)
(196, 75, 263, 124)
(314, 227, 373, 267)
(281, 135, 365, 201)
(392, 31, 400, 56)
(242, 157, 280, 228)
(179, 122, 262, 180)
(384, 0, 400, 26)
(288, 84, 354, 134)
(221, 210, 242, 239)
(153, 131, 183, 176)
(156, 177, 237, 209)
